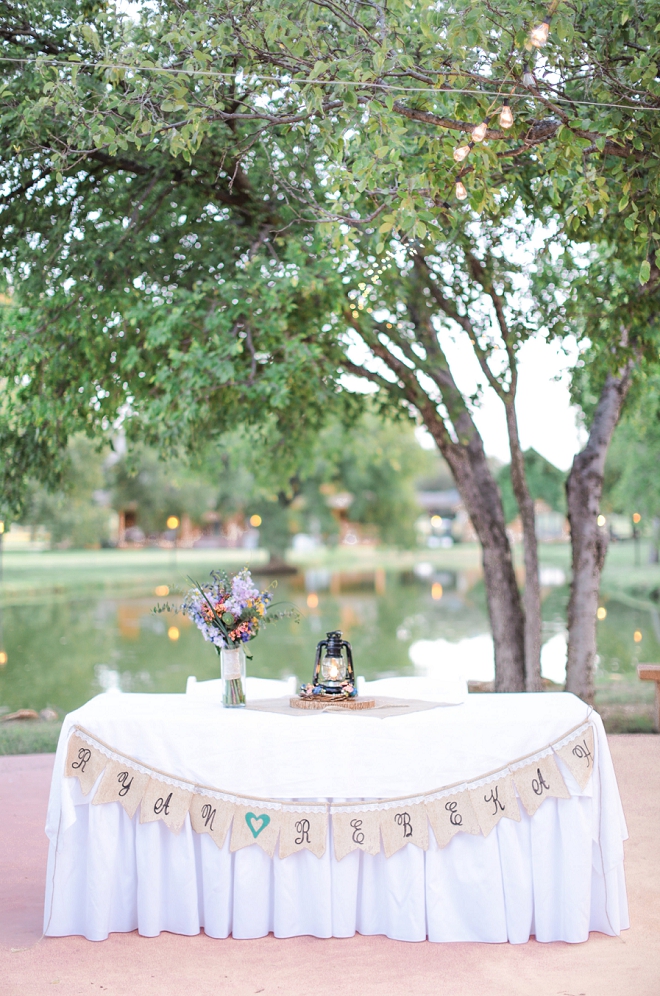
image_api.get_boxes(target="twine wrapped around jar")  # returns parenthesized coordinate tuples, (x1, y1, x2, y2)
(220, 646, 246, 707)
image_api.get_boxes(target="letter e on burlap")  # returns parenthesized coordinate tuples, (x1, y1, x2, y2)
(279, 810, 327, 859)
(92, 760, 150, 818)
(65, 733, 107, 795)
(426, 791, 481, 848)
(554, 725, 595, 791)
(469, 775, 520, 837)
(190, 795, 234, 849)
(139, 778, 192, 834)
(380, 804, 429, 858)
(332, 809, 381, 861)
(230, 806, 280, 857)
(513, 753, 571, 817)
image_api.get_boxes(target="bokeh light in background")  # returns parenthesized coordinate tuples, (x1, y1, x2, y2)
(634, 630, 642, 643)
(597, 607, 607, 620)
(250, 515, 262, 527)
(166, 516, 179, 530)
(431, 583, 443, 600)
(154, 585, 169, 597)
(306, 593, 319, 609)
(167, 627, 180, 641)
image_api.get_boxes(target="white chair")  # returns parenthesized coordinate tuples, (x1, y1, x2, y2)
(359, 675, 467, 705)
(185, 675, 297, 701)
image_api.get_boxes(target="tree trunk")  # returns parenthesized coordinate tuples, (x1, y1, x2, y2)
(424, 408, 526, 692)
(566, 365, 634, 703)
(504, 401, 543, 691)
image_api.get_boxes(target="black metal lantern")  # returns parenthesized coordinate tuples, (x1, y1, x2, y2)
(312, 630, 355, 695)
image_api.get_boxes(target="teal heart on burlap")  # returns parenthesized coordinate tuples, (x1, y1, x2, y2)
(245, 811, 271, 838)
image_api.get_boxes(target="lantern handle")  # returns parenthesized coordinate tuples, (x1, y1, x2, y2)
(312, 638, 328, 687)
(340, 639, 355, 685)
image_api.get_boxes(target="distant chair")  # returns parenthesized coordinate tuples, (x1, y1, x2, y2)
(637, 664, 660, 732)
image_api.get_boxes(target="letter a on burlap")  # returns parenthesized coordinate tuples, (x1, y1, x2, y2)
(513, 754, 571, 817)
(139, 778, 193, 834)
(65, 733, 107, 795)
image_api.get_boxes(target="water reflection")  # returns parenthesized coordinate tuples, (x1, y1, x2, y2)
(0, 562, 656, 716)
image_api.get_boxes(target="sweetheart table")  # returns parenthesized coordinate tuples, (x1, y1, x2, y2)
(44, 678, 629, 944)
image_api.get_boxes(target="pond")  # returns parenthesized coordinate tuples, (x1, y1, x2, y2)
(0, 551, 656, 718)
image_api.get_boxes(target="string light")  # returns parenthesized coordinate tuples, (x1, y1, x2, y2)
(455, 180, 468, 200)
(453, 142, 473, 163)
(530, 19, 551, 47)
(472, 121, 488, 142)
(522, 63, 535, 87)
(499, 100, 514, 128)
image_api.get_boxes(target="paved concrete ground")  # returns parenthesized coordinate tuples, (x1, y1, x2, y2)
(1, 736, 658, 996)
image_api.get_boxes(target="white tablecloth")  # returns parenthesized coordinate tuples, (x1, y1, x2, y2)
(44, 680, 629, 943)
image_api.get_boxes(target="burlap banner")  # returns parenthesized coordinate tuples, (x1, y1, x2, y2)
(332, 810, 382, 861)
(64, 718, 595, 860)
(469, 774, 521, 837)
(92, 760, 150, 818)
(513, 753, 571, 817)
(65, 733, 107, 795)
(426, 790, 481, 848)
(189, 795, 235, 849)
(230, 806, 281, 857)
(554, 725, 595, 790)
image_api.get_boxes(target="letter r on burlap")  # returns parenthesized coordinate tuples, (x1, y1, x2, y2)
(65, 733, 107, 795)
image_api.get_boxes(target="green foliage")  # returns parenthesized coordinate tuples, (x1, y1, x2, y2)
(497, 449, 566, 524)
(603, 378, 660, 519)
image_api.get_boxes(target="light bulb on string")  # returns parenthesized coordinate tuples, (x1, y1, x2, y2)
(522, 63, 535, 88)
(472, 121, 488, 143)
(455, 180, 468, 201)
(499, 100, 514, 129)
(530, 19, 550, 47)
(453, 142, 473, 163)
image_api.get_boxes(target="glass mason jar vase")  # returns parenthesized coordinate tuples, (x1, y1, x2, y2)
(220, 646, 246, 707)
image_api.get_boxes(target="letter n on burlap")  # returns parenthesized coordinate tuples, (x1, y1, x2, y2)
(426, 790, 481, 848)
(279, 810, 327, 859)
(230, 806, 280, 857)
(469, 775, 520, 837)
(139, 778, 192, 834)
(513, 753, 571, 817)
(332, 809, 382, 861)
(65, 733, 107, 795)
(380, 804, 429, 858)
(189, 794, 235, 849)
(554, 725, 595, 791)
(92, 760, 150, 818)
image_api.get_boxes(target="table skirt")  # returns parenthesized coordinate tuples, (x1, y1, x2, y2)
(44, 790, 628, 944)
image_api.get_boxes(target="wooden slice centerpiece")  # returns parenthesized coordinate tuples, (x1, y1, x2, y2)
(290, 695, 376, 710)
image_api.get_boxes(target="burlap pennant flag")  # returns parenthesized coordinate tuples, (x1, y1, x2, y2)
(91, 760, 150, 818)
(279, 810, 327, 859)
(65, 733, 107, 795)
(513, 753, 571, 817)
(332, 809, 382, 861)
(426, 790, 481, 848)
(139, 778, 193, 834)
(189, 794, 235, 849)
(554, 726, 595, 790)
(230, 806, 280, 857)
(380, 804, 429, 858)
(470, 774, 520, 837)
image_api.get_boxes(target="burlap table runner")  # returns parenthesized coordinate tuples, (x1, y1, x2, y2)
(246, 696, 443, 719)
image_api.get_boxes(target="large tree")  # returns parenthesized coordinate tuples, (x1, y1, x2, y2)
(3, 0, 660, 694)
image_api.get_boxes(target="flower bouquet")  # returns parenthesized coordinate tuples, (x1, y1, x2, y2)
(180, 568, 296, 707)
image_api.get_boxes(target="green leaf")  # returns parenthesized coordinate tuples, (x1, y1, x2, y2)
(639, 260, 651, 284)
